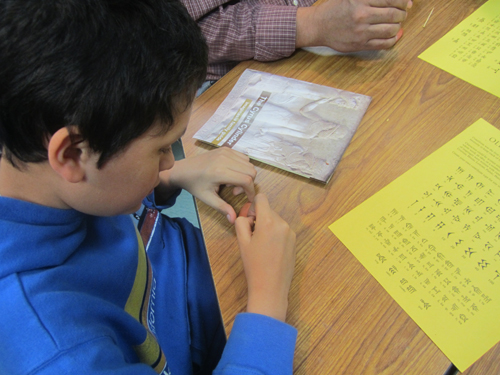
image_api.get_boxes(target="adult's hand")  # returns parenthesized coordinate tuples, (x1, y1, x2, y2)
(296, 0, 413, 52)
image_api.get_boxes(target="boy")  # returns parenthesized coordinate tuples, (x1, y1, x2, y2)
(0, 1, 297, 374)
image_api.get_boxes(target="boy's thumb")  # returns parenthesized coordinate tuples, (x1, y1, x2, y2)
(235, 216, 252, 243)
(222, 205, 236, 224)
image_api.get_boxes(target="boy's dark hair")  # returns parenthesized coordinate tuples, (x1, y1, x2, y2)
(0, 0, 207, 168)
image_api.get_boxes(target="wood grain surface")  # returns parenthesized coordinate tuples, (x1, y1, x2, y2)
(183, 1, 500, 373)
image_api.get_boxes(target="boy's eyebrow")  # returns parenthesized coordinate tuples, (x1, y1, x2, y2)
(149, 124, 186, 140)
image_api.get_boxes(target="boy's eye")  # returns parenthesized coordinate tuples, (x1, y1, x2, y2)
(159, 146, 172, 154)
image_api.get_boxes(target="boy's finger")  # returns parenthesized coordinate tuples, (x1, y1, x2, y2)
(252, 193, 270, 217)
(224, 152, 257, 181)
(235, 216, 252, 243)
(233, 186, 245, 196)
(207, 194, 237, 223)
(220, 147, 255, 172)
(247, 201, 256, 219)
(224, 205, 237, 224)
(237, 179, 256, 203)
(217, 170, 256, 201)
(229, 148, 251, 161)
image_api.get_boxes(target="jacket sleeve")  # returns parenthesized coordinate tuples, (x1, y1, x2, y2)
(181, 0, 315, 64)
(213, 313, 298, 375)
(31, 337, 162, 375)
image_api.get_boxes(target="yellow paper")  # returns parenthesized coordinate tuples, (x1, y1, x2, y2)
(419, 0, 500, 98)
(329, 119, 500, 372)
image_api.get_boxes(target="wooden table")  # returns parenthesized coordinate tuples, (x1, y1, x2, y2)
(183, 1, 500, 373)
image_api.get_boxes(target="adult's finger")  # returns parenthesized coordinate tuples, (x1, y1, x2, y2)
(369, 0, 410, 11)
(363, 5, 408, 24)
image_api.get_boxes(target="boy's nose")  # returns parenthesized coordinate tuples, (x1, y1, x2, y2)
(159, 150, 175, 172)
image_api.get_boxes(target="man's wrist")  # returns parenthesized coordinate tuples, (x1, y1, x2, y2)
(295, 6, 318, 48)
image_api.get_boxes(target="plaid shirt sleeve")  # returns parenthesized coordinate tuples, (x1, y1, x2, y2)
(181, 0, 316, 80)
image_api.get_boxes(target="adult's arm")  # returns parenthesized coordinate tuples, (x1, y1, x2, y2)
(181, 0, 316, 64)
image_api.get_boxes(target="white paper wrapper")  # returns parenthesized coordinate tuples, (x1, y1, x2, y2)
(194, 69, 371, 182)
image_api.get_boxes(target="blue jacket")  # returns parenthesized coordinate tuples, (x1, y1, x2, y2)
(0, 193, 297, 375)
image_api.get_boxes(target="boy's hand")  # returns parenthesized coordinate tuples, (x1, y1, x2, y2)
(159, 148, 257, 223)
(235, 194, 296, 322)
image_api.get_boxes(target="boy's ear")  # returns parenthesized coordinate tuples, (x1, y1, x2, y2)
(47, 127, 88, 183)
